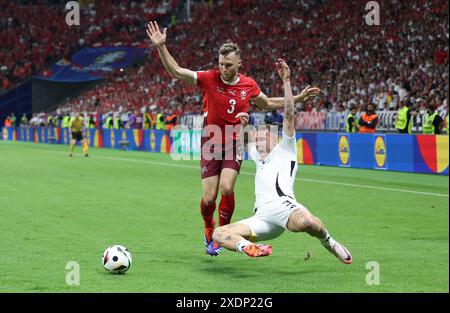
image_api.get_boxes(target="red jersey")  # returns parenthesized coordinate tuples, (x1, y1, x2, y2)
(196, 70, 261, 143)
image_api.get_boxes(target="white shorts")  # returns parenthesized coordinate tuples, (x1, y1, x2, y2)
(238, 196, 308, 242)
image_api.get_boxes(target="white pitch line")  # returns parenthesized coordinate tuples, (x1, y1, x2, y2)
(4, 143, 449, 198)
(295, 177, 449, 197)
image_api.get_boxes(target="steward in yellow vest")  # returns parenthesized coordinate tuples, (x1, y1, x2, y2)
(423, 105, 444, 135)
(396, 102, 416, 134)
(346, 107, 359, 133)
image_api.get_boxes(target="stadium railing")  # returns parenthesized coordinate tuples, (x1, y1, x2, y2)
(178, 110, 448, 133)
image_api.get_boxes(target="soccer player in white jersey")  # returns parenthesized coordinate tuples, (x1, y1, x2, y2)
(212, 59, 352, 263)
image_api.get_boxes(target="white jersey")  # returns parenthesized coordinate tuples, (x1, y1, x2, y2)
(248, 131, 298, 209)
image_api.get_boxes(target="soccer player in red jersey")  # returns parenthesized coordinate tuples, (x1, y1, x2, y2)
(146, 21, 320, 255)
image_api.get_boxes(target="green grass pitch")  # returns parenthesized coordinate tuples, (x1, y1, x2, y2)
(0, 140, 448, 292)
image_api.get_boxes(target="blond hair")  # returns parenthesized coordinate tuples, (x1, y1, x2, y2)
(219, 42, 241, 59)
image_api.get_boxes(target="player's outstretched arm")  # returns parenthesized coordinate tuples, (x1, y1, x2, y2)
(146, 21, 196, 85)
(275, 59, 295, 137)
(253, 86, 321, 110)
(252, 67, 320, 110)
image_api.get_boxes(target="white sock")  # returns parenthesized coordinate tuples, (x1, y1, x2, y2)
(236, 239, 252, 253)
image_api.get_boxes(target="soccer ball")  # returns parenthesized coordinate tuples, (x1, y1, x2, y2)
(102, 245, 132, 274)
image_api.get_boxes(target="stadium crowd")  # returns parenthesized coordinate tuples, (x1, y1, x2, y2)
(0, 0, 179, 91)
(1, 0, 449, 128)
(60, 0, 449, 118)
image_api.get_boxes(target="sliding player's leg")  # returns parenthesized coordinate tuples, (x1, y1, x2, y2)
(212, 222, 252, 250)
(286, 207, 352, 264)
(213, 217, 283, 258)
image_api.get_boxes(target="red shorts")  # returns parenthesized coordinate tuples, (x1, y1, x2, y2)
(200, 137, 243, 179)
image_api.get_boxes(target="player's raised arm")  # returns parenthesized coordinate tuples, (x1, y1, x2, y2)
(146, 21, 196, 85)
(275, 59, 295, 136)
(252, 73, 320, 111)
(252, 86, 321, 110)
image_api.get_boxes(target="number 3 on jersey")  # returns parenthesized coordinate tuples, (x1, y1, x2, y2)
(227, 99, 236, 114)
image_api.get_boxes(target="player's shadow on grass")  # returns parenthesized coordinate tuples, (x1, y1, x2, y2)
(196, 258, 320, 278)
(197, 261, 253, 279)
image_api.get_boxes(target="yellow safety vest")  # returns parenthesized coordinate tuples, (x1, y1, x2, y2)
(156, 113, 165, 130)
(114, 118, 122, 129)
(396, 107, 411, 134)
(105, 117, 113, 129)
(62, 116, 70, 128)
(346, 113, 358, 133)
(423, 112, 438, 134)
(446, 115, 449, 134)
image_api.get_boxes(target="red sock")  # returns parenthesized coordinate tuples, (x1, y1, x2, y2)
(219, 193, 235, 226)
(200, 199, 216, 229)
